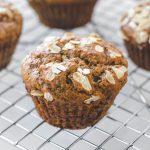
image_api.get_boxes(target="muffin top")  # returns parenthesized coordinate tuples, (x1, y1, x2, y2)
(120, 1, 150, 44)
(0, 2, 22, 41)
(22, 33, 128, 104)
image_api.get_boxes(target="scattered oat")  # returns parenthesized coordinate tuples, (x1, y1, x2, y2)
(77, 68, 90, 75)
(44, 36, 59, 44)
(128, 9, 135, 17)
(112, 66, 127, 79)
(109, 51, 122, 58)
(128, 21, 137, 28)
(63, 42, 75, 50)
(95, 45, 104, 53)
(82, 69, 90, 75)
(84, 95, 100, 104)
(45, 63, 67, 81)
(105, 70, 115, 84)
(44, 92, 53, 101)
(73, 72, 92, 91)
(138, 19, 150, 30)
(31, 90, 43, 97)
(62, 32, 75, 40)
(50, 43, 61, 53)
(70, 40, 80, 45)
(52, 63, 67, 74)
(134, 31, 149, 44)
(0, 8, 8, 13)
(0, 8, 13, 18)
(90, 33, 100, 38)
(46, 71, 56, 81)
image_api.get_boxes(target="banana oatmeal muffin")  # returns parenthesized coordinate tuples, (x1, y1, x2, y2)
(28, 0, 97, 29)
(120, 1, 150, 70)
(22, 33, 128, 129)
(0, 2, 22, 69)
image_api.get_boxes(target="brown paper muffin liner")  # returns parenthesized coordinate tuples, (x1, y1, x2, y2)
(28, 0, 97, 29)
(124, 41, 150, 70)
(26, 87, 116, 129)
(0, 39, 19, 70)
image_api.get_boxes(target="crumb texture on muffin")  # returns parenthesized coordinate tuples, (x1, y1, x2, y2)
(0, 2, 22, 69)
(22, 33, 128, 104)
(120, 1, 150, 44)
(22, 33, 128, 129)
(0, 2, 22, 41)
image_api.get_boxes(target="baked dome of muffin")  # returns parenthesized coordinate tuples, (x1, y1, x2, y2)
(120, 1, 150, 70)
(0, 2, 22, 41)
(22, 33, 128, 129)
(120, 1, 150, 44)
(0, 2, 22, 69)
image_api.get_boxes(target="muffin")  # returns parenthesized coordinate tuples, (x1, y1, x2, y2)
(28, 0, 97, 29)
(120, 1, 150, 70)
(22, 33, 128, 129)
(0, 2, 22, 70)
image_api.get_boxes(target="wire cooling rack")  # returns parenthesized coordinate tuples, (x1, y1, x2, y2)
(0, 0, 150, 150)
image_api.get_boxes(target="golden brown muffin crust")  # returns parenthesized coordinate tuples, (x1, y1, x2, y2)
(0, 2, 22, 41)
(22, 33, 128, 105)
(120, 1, 150, 45)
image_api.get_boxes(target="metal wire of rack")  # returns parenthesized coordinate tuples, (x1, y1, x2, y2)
(0, 0, 150, 150)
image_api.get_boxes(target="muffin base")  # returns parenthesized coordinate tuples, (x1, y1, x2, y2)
(124, 41, 150, 70)
(28, 0, 97, 29)
(27, 86, 116, 129)
(0, 39, 18, 70)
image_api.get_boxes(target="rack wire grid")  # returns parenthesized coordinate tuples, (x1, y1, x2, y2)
(0, 0, 150, 150)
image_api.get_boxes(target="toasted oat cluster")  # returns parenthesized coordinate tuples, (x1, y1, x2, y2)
(0, 2, 22, 41)
(120, 1, 150, 44)
(22, 33, 128, 104)
(0, 3, 19, 21)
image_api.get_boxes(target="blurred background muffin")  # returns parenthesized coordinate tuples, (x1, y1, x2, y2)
(0, 2, 22, 70)
(120, 1, 150, 70)
(22, 33, 128, 129)
(28, 0, 97, 29)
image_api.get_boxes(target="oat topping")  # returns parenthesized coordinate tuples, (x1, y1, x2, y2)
(70, 40, 80, 45)
(52, 63, 67, 74)
(109, 50, 122, 58)
(105, 70, 115, 84)
(73, 72, 92, 91)
(0, 7, 8, 13)
(0, 7, 13, 18)
(46, 71, 56, 81)
(44, 92, 53, 102)
(62, 42, 75, 50)
(37, 42, 61, 53)
(77, 67, 90, 75)
(95, 45, 104, 53)
(44, 36, 59, 43)
(134, 31, 149, 44)
(46, 62, 67, 81)
(22, 33, 128, 104)
(62, 32, 75, 40)
(84, 95, 100, 104)
(31, 90, 43, 96)
(121, 2, 150, 44)
(112, 66, 127, 79)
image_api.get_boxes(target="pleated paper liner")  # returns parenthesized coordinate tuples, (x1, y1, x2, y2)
(124, 41, 150, 70)
(0, 39, 19, 70)
(28, 0, 97, 29)
(29, 91, 116, 129)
